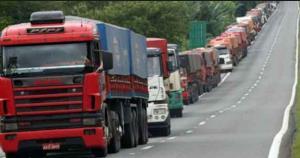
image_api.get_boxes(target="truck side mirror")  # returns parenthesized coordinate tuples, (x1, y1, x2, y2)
(102, 52, 113, 70)
(167, 61, 174, 72)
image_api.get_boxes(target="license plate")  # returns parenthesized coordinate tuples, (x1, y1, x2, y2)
(42, 143, 60, 151)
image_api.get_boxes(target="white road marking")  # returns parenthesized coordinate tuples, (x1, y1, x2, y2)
(167, 137, 176, 140)
(199, 93, 206, 99)
(210, 115, 216, 118)
(241, 96, 246, 100)
(248, 89, 252, 92)
(219, 110, 224, 113)
(141, 145, 153, 150)
(199, 121, 206, 126)
(245, 93, 249, 96)
(129, 153, 136, 155)
(218, 72, 231, 86)
(185, 130, 193, 134)
(231, 105, 237, 108)
(268, 3, 298, 158)
(160, 140, 166, 143)
(237, 101, 242, 104)
(258, 76, 262, 79)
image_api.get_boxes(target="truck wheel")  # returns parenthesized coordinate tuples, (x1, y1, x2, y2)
(92, 147, 107, 158)
(132, 110, 139, 147)
(6, 153, 19, 158)
(183, 99, 190, 105)
(139, 107, 148, 145)
(161, 117, 171, 136)
(177, 109, 183, 118)
(122, 110, 135, 148)
(108, 111, 121, 153)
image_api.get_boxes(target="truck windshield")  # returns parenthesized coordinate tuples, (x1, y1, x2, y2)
(147, 55, 162, 77)
(216, 48, 229, 55)
(2, 42, 91, 77)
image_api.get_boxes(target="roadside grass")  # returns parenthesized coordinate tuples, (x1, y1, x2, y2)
(292, 13, 300, 158)
(293, 72, 300, 158)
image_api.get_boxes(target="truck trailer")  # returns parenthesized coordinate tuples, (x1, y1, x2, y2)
(0, 11, 149, 158)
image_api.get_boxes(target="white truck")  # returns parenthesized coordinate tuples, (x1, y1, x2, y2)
(215, 45, 233, 72)
(146, 47, 171, 136)
(167, 44, 184, 117)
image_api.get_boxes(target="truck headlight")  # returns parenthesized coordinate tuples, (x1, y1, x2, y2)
(83, 118, 96, 126)
(153, 108, 167, 115)
(5, 123, 18, 131)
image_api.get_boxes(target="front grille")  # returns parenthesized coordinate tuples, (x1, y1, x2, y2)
(219, 58, 225, 64)
(13, 85, 83, 116)
(2, 113, 103, 132)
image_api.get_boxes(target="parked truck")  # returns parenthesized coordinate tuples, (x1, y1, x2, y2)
(208, 36, 238, 70)
(225, 26, 249, 58)
(167, 44, 184, 117)
(146, 38, 171, 136)
(0, 11, 149, 158)
(200, 48, 221, 88)
(179, 51, 202, 105)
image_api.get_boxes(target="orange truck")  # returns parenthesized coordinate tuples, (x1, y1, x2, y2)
(236, 17, 256, 43)
(209, 34, 241, 66)
(198, 48, 221, 89)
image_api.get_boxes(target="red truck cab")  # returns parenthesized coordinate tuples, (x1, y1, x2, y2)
(0, 11, 112, 158)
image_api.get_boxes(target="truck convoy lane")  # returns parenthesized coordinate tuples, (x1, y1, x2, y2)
(0, 11, 149, 158)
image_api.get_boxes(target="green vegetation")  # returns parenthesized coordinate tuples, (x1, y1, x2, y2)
(0, 1, 259, 50)
(293, 13, 300, 158)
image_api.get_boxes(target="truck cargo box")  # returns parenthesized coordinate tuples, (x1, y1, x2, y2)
(66, 16, 131, 75)
(129, 32, 148, 78)
(98, 23, 131, 75)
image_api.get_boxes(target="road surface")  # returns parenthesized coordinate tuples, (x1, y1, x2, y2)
(45, 1, 299, 158)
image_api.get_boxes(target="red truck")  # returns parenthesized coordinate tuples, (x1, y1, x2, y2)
(0, 11, 149, 158)
(179, 51, 202, 105)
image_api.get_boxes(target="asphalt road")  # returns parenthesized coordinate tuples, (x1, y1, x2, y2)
(43, 1, 299, 158)
(105, 2, 298, 158)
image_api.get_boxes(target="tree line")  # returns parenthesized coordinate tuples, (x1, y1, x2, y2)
(0, 1, 259, 50)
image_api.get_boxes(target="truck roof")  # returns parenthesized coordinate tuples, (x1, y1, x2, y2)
(1, 19, 94, 46)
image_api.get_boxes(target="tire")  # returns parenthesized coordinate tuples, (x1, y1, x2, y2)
(161, 118, 171, 136)
(132, 110, 139, 147)
(177, 109, 183, 118)
(108, 112, 121, 153)
(139, 106, 148, 145)
(162, 126, 171, 136)
(6, 153, 19, 158)
(92, 148, 108, 158)
(183, 99, 190, 105)
(122, 110, 135, 148)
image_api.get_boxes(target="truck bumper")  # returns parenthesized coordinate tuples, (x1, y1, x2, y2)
(148, 115, 170, 130)
(0, 127, 106, 153)
(220, 64, 233, 71)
